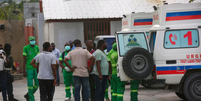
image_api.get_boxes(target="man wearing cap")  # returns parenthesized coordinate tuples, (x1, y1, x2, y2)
(108, 43, 125, 101)
(23, 36, 39, 101)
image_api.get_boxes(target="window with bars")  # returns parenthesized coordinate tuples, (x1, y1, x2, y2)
(84, 21, 110, 41)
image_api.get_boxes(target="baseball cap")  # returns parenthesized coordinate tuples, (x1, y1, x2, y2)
(29, 36, 35, 41)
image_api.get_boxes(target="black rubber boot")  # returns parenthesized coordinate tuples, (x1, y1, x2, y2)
(24, 93, 29, 101)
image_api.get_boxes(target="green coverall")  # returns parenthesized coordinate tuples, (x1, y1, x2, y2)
(23, 44, 39, 101)
(59, 51, 74, 98)
(105, 82, 109, 99)
(108, 43, 126, 101)
(130, 80, 139, 101)
(105, 49, 115, 100)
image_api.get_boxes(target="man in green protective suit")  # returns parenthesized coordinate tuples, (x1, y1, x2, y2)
(59, 42, 74, 101)
(130, 80, 139, 101)
(23, 36, 39, 101)
(108, 43, 126, 101)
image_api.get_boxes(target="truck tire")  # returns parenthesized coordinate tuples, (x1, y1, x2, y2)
(183, 72, 201, 101)
(122, 48, 154, 80)
(175, 92, 187, 100)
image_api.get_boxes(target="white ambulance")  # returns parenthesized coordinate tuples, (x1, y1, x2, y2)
(116, 12, 154, 80)
(116, 2, 201, 101)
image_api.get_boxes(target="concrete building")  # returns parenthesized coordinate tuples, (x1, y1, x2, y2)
(28, 0, 201, 83)
(41, 0, 163, 50)
(38, 0, 162, 83)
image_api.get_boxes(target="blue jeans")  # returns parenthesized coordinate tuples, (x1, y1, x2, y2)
(0, 72, 8, 101)
(56, 66, 60, 84)
(73, 76, 89, 101)
(95, 75, 108, 101)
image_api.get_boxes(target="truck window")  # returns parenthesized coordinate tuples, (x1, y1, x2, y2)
(117, 33, 148, 56)
(164, 29, 199, 48)
(149, 32, 156, 53)
(105, 38, 116, 52)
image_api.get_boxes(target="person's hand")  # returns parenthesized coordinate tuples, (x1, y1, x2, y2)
(99, 75, 103, 80)
(23, 71, 27, 77)
(53, 79, 57, 86)
(86, 67, 92, 73)
(65, 67, 71, 72)
(70, 67, 76, 72)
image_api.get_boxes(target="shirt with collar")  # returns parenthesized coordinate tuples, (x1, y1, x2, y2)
(65, 47, 93, 77)
(52, 48, 60, 62)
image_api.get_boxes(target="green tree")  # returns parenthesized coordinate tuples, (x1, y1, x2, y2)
(0, 5, 23, 20)
(189, 0, 195, 3)
(8, 0, 12, 4)
(30, 0, 39, 3)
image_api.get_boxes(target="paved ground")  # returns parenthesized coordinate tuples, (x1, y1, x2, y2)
(0, 77, 184, 101)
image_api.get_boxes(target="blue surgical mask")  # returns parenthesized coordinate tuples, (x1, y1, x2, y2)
(30, 41, 35, 45)
(65, 46, 70, 51)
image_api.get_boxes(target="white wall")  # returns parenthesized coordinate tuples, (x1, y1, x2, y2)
(110, 21, 122, 35)
(53, 22, 84, 83)
(42, 21, 121, 83)
(53, 22, 84, 51)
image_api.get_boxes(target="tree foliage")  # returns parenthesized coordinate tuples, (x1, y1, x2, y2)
(189, 0, 195, 3)
(30, 0, 40, 3)
(0, 5, 23, 20)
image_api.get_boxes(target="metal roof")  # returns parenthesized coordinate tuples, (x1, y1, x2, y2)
(42, 0, 201, 20)
(42, 0, 162, 20)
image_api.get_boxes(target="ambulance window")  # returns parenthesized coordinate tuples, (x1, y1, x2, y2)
(149, 32, 156, 53)
(164, 29, 199, 48)
(117, 33, 148, 56)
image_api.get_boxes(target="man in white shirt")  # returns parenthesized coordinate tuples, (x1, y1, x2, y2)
(36, 42, 57, 101)
(51, 43, 60, 86)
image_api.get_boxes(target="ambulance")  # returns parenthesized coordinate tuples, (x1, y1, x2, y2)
(116, 2, 201, 101)
(116, 12, 154, 78)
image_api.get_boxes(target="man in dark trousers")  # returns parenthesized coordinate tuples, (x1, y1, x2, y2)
(95, 40, 110, 101)
(85, 40, 96, 101)
(35, 42, 57, 101)
(64, 39, 95, 101)
(0, 44, 8, 101)
(4, 43, 18, 101)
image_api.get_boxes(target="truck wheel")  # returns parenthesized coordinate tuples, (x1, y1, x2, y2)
(183, 72, 201, 101)
(122, 48, 154, 80)
(175, 92, 187, 100)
